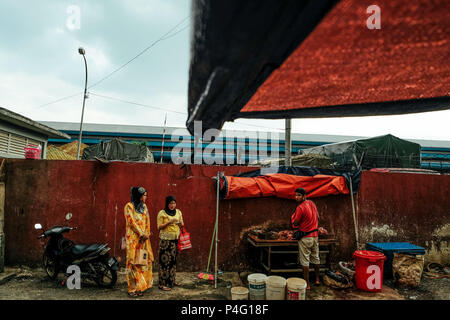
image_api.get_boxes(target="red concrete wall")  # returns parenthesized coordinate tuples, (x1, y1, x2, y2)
(356, 171, 450, 264)
(3, 160, 255, 271)
(3, 160, 449, 271)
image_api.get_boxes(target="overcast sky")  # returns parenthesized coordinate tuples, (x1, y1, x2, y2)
(1, 0, 449, 141)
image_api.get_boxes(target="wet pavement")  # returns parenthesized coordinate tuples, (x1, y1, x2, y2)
(0, 266, 449, 300)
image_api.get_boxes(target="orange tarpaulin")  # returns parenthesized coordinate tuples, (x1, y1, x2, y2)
(222, 173, 349, 200)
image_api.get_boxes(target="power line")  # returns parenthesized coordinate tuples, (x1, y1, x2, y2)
(90, 91, 284, 131)
(87, 16, 190, 89)
(35, 15, 190, 109)
(160, 24, 190, 41)
(36, 91, 83, 109)
(230, 121, 284, 131)
(89, 92, 186, 115)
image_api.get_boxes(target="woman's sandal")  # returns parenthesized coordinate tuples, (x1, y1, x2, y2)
(128, 291, 143, 297)
(159, 285, 171, 291)
(174, 282, 181, 286)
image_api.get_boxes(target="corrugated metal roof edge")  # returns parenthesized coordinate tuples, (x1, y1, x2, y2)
(0, 108, 71, 139)
(42, 121, 450, 149)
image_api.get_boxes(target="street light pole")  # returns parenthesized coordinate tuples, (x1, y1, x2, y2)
(76, 47, 88, 160)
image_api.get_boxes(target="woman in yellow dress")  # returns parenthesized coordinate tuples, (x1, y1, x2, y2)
(124, 186, 154, 297)
(157, 195, 184, 291)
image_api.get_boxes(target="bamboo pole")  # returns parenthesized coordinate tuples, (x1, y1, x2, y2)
(349, 176, 360, 249)
(215, 172, 219, 288)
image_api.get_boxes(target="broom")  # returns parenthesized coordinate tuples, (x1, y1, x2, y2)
(198, 172, 220, 282)
(197, 224, 216, 281)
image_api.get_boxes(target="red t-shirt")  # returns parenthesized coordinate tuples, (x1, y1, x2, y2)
(291, 200, 319, 238)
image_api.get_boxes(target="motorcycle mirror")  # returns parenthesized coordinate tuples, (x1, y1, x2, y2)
(34, 223, 42, 230)
(65, 213, 73, 221)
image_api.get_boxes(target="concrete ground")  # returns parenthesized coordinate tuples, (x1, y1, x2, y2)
(0, 266, 449, 300)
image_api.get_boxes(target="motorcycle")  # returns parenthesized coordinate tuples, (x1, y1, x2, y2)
(34, 213, 119, 288)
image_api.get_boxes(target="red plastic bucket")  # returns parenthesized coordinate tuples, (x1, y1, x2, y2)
(353, 250, 386, 292)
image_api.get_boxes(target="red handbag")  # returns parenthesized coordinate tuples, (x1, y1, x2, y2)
(178, 227, 192, 251)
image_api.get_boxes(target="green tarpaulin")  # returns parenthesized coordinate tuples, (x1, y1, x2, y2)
(82, 138, 154, 162)
(255, 153, 335, 168)
(300, 134, 421, 170)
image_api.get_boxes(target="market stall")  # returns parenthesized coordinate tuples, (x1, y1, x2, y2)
(247, 233, 338, 274)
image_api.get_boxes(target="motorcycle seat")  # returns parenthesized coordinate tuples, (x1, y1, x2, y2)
(72, 244, 106, 256)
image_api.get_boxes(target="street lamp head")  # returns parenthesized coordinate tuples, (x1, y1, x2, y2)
(78, 47, 85, 55)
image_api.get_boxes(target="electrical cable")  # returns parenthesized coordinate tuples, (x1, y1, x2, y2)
(33, 14, 283, 132)
(89, 92, 185, 115)
(88, 16, 190, 89)
(90, 91, 284, 131)
(36, 91, 83, 109)
(35, 15, 190, 109)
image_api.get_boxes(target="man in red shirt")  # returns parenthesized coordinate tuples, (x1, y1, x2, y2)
(291, 188, 320, 289)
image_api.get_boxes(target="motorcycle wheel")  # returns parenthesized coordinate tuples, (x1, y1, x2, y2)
(42, 251, 59, 279)
(95, 262, 117, 288)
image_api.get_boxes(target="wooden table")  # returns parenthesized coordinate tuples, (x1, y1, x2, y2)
(247, 234, 338, 274)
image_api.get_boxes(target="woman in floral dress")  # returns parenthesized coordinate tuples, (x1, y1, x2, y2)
(124, 186, 154, 297)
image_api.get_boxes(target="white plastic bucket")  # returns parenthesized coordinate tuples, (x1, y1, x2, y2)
(247, 273, 267, 300)
(231, 286, 249, 300)
(286, 277, 307, 300)
(265, 275, 287, 300)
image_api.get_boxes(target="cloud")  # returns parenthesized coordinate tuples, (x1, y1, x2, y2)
(1, 1, 446, 142)
(0, 69, 188, 128)
(223, 112, 450, 141)
(119, 0, 182, 21)
(0, 71, 84, 118)
(291, 112, 450, 141)
(54, 27, 65, 34)
(84, 90, 188, 126)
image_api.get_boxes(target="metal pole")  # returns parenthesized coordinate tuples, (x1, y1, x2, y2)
(215, 171, 219, 288)
(349, 176, 360, 249)
(76, 52, 88, 160)
(160, 113, 167, 163)
(285, 118, 292, 166)
(0, 181, 5, 273)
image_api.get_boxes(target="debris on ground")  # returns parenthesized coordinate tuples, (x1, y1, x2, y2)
(392, 253, 424, 288)
(338, 261, 355, 280)
(323, 270, 353, 289)
(15, 270, 34, 280)
(423, 262, 450, 279)
(0, 266, 448, 300)
(0, 272, 17, 285)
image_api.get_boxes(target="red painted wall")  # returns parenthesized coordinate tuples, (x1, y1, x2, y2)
(3, 160, 449, 270)
(3, 160, 255, 271)
(355, 171, 450, 263)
